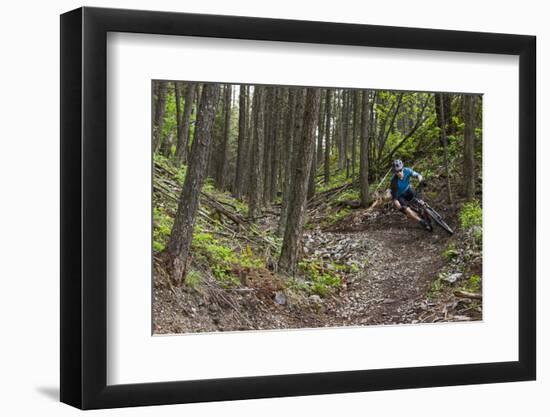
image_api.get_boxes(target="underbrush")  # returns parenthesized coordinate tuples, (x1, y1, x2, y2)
(431, 200, 483, 300)
(191, 229, 265, 288)
(459, 200, 482, 245)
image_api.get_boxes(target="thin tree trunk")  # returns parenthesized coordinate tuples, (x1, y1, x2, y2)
(278, 88, 297, 236)
(263, 88, 275, 204)
(248, 87, 266, 220)
(438, 93, 454, 204)
(435, 93, 453, 139)
(317, 93, 325, 165)
(279, 88, 321, 275)
(174, 82, 183, 159)
(245, 86, 254, 199)
(343, 90, 351, 178)
(153, 81, 168, 152)
(324, 89, 332, 184)
(270, 88, 281, 202)
(352, 90, 361, 179)
(215, 85, 232, 190)
(164, 84, 220, 283)
(234, 85, 248, 198)
(463, 94, 476, 200)
(176, 83, 196, 164)
(359, 91, 371, 207)
(337, 90, 345, 172)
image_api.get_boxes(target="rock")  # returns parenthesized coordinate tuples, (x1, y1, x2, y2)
(444, 272, 463, 284)
(274, 291, 287, 305)
(308, 295, 323, 304)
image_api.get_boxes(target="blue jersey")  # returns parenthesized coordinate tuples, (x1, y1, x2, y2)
(390, 167, 420, 199)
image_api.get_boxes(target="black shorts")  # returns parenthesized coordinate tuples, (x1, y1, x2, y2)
(396, 188, 415, 209)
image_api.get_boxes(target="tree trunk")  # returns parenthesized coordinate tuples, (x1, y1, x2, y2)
(463, 94, 476, 200)
(234, 85, 248, 198)
(343, 90, 351, 178)
(248, 86, 266, 220)
(279, 88, 321, 275)
(324, 89, 332, 184)
(359, 90, 370, 207)
(245, 86, 254, 199)
(263, 88, 275, 204)
(317, 93, 325, 165)
(438, 93, 454, 204)
(153, 81, 168, 152)
(278, 88, 297, 236)
(270, 88, 281, 202)
(337, 90, 346, 172)
(215, 85, 232, 190)
(175, 83, 196, 164)
(435, 93, 453, 139)
(174, 82, 183, 159)
(352, 90, 361, 179)
(279, 89, 307, 235)
(164, 84, 220, 283)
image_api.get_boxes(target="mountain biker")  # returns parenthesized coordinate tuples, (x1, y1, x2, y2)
(390, 159, 432, 231)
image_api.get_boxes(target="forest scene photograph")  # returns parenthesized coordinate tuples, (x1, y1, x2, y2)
(152, 80, 483, 334)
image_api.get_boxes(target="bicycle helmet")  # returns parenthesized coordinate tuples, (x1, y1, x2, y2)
(392, 159, 404, 173)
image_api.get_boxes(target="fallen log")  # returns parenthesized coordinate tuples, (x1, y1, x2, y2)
(454, 290, 482, 300)
(200, 192, 246, 225)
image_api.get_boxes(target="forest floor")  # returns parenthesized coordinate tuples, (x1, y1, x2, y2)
(153, 196, 482, 334)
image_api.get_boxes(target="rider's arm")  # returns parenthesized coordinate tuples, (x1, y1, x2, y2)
(410, 168, 422, 183)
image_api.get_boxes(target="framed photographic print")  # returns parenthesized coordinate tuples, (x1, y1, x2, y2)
(60, 6, 536, 410)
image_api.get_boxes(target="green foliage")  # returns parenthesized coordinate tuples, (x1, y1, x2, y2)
(297, 259, 343, 297)
(463, 274, 481, 293)
(175, 164, 187, 185)
(161, 85, 178, 148)
(459, 200, 482, 229)
(191, 229, 264, 287)
(153, 207, 174, 253)
(323, 208, 351, 227)
(428, 275, 445, 298)
(337, 188, 359, 202)
(443, 242, 459, 261)
(185, 270, 203, 290)
(459, 200, 482, 245)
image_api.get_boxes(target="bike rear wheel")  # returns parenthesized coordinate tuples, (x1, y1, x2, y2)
(425, 206, 454, 235)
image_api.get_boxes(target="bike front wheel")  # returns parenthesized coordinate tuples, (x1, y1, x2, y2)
(425, 206, 454, 235)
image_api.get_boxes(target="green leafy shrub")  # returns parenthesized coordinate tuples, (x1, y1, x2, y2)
(459, 200, 482, 245)
(443, 242, 459, 261)
(298, 259, 343, 297)
(191, 230, 263, 287)
(463, 274, 481, 293)
(459, 200, 482, 229)
(324, 208, 351, 227)
(153, 207, 174, 253)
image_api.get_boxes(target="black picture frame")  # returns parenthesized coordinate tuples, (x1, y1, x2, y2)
(60, 6, 536, 410)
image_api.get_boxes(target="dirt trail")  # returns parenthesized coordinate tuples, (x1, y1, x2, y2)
(153, 206, 472, 335)
(310, 209, 450, 326)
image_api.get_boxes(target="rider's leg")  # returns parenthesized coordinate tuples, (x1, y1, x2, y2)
(399, 193, 431, 230)
(404, 207, 422, 222)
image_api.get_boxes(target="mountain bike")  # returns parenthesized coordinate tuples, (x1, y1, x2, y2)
(409, 182, 454, 235)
